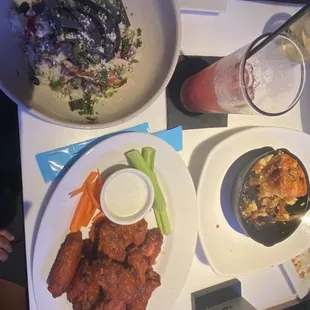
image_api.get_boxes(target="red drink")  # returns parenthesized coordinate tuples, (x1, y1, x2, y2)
(181, 58, 256, 114)
(181, 62, 227, 113)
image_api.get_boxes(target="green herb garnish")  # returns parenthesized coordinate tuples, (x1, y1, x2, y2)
(121, 37, 131, 55)
(134, 38, 142, 48)
(137, 28, 142, 37)
(77, 93, 98, 116)
(115, 66, 124, 79)
(72, 44, 90, 68)
(103, 87, 115, 98)
(72, 44, 81, 58)
(49, 78, 64, 91)
(78, 54, 90, 69)
(100, 66, 108, 82)
(86, 116, 98, 123)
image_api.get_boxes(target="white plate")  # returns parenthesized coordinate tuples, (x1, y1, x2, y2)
(32, 132, 198, 310)
(282, 255, 310, 299)
(197, 127, 310, 277)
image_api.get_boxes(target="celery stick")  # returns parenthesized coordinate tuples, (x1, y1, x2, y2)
(125, 149, 171, 235)
(125, 150, 166, 213)
(143, 147, 164, 235)
(159, 210, 171, 235)
(142, 147, 156, 172)
(154, 208, 164, 235)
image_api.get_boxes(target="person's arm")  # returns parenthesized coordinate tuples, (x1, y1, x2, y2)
(0, 230, 14, 262)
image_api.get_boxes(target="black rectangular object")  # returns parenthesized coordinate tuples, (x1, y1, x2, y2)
(191, 279, 256, 310)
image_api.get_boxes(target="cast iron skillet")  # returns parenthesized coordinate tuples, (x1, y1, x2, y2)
(231, 147, 310, 247)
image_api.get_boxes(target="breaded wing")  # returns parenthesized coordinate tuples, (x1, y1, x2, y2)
(94, 259, 140, 305)
(120, 219, 148, 247)
(140, 228, 163, 265)
(48, 231, 83, 298)
(67, 259, 100, 310)
(97, 221, 126, 262)
(128, 268, 161, 310)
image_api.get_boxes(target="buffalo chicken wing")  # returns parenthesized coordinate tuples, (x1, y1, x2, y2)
(48, 219, 163, 310)
(67, 259, 100, 310)
(48, 231, 83, 298)
(140, 228, 163, 265)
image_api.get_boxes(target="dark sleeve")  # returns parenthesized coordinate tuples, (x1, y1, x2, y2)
(0, 91, 28, 289)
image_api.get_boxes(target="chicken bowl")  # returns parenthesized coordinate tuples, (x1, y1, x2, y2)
(0, 0, 181, 128)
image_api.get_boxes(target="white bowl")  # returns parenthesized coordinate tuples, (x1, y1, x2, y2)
(0, 0, 181, 129)
(100, 168, 154, 225)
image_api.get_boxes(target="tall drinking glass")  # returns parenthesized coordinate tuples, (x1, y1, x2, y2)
(181, 33, 306, 116)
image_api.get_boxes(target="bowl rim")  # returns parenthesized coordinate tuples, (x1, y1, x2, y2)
(236, 148, 310, 241)
(0, 0, 182, 129)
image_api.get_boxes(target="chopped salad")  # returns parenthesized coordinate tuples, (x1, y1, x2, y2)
(11, 0, 142, 122)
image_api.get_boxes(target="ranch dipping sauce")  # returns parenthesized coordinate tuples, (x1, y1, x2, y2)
(105, 171, 149, 217)
(100, 168, 154, 224)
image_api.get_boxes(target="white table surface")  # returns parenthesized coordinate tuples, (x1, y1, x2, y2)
(19, 1, 310, 309)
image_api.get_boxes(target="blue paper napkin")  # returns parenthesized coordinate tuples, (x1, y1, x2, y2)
(36, 123, 183, 183)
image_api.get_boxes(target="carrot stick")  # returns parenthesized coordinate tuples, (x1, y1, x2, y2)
(70, 191, 89, 232)
(86, 181, 101, 211)
(95, 170, 104, 203)
(84, 171, 98, 184)
(92, 211, 105, 224)
(69, 171, 98, 198)
(95, 181, 103, 205)
(97, 169, 103, 188)
(82, 180, 101, 227)
(69, 188, 84, 198)
(69, 169, 104, 231)
(82, 200, 96, 227)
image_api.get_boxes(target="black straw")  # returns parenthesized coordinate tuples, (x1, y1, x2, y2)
(248, 2, 310, 59)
